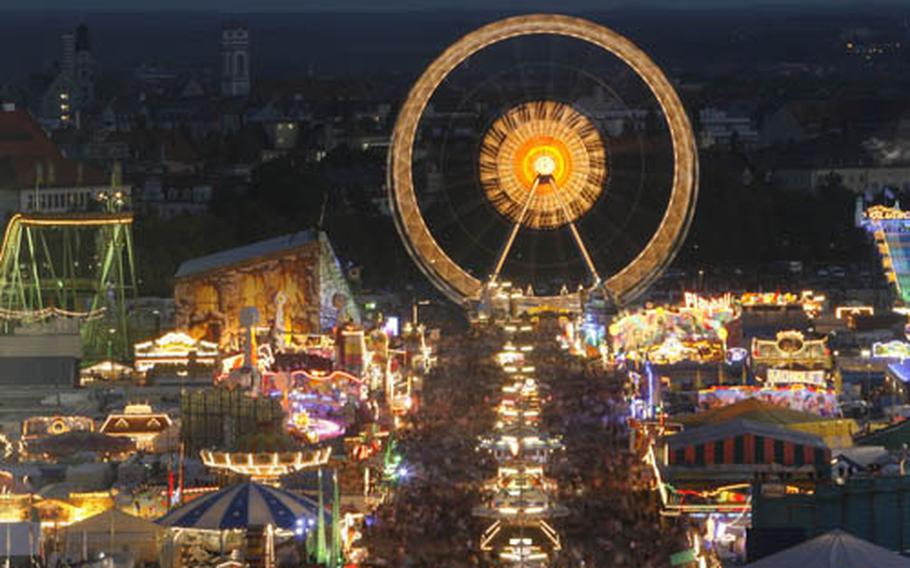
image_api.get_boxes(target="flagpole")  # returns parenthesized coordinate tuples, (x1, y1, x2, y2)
(316, 468, 327, 564)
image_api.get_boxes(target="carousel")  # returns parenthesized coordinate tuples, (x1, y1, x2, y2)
(157, 480, 337, 568)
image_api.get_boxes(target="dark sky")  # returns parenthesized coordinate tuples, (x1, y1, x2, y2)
(0, 0, 896, 11)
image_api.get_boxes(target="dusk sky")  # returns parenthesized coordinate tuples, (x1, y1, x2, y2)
(0, 0, 896, 11)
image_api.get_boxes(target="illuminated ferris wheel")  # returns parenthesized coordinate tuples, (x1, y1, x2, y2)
(388, 14, 698, 308)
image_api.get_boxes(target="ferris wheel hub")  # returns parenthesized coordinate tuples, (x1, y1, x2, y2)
(480, 101, 606, 230)
(533, 156, 557, 177)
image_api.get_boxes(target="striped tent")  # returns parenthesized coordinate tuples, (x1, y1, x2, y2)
(665, 418, 829, 468)
(157, 482, 328, 530)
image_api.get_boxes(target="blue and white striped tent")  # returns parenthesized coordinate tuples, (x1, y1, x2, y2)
(157, 482, 328, 531)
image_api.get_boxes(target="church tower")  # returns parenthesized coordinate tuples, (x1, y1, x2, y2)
(221, 25, 250, 98)
(73, 24, 95, 104)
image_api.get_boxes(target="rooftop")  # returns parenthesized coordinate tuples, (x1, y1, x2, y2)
(0, 108, 106, 188)
(665, 418, 827, 450)
(174, 229, 319, 280)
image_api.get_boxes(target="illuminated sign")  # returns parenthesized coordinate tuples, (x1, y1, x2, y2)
(766, 368, 827, 387)
(835, 306, 874, 320)
(741, 292, 798, 307)
(752, 330, 830, 365)
(866, 205, 910, 221)
(872, 340, 910, 360)
(725, 347, 748, 365)
(683, 292, 734, 311)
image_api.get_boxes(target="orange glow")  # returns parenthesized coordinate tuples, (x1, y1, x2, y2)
(512, 136, 573, 196)
(479, 100, 606, 230)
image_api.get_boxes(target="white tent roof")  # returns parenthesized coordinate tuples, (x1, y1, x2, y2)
(64, 509, 163, 536)
(746, 530, 910, 568)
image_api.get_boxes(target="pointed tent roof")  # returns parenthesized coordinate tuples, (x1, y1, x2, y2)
(745, 529, 910, 568)
(157, 481, 329, 531)
(679, 398, 830, 428)
(65, 508, 162, 536)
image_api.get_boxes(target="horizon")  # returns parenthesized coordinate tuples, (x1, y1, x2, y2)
(5, 0, 910, 13)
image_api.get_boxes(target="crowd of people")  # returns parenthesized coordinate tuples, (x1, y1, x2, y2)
(362, 322, 690, 567)
(361, 332, 500, 566)
(536, 340, 690, 567)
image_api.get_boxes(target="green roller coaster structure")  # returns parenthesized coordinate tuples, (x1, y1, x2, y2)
(0, 209, 138, 362)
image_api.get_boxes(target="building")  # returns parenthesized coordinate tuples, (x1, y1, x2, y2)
(98, 403, 173, 451)
(221, 25, 251, 98)
(750, 330, 833, 383)
(174, 230, 360, 349)
(133, 331, 218, 373)
(0, 318, 82, 386)
(133, 175, 212, 218)
(698, 107, 759, 149)
(21, 415, 94, 441)
(40, 24, 95, 127)
(751, 476, 910, 556)
(776, 164, 910, 193)
(661, 418, 830, 485)
(573, 86, 648, 136)
(0, 105, 130, 221)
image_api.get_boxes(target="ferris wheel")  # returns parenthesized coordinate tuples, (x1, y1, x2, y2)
(388, 14, 698, 308)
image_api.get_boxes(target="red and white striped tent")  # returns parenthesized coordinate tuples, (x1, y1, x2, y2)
(664, 418, 829, 470)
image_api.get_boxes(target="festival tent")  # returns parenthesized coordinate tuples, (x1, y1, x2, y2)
(157, 481, 328, 530)
(665, 418, 829, 468)
(679, 398, 857, 447)
(61, 509, 163, 564)
(680, 398, 828, 427)
(0, 523, 41, 561)
(745, 529, 910, 568)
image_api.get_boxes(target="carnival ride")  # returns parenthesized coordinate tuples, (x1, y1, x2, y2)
(388, 14, 698, 311)
(0, 212, 137, 359)
(863, 205, 910, 309)
(200, 447, 332, 483)
(257, 369, 365, 444)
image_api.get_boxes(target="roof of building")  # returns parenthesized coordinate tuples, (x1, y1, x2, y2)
(855, 418, 910, 450)
(665, 418, 827, 450)
(679, 398, 830, 428)
(0, 108, 106, 187)
(65, 508, 162, 537)
(99, 413, 172, 435)
(174, 229, 320, 280)
(831, 445, 891, 469)
(745, 529, 910, 568)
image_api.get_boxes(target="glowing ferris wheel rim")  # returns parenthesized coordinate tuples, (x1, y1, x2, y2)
(388, 14, 698, 306)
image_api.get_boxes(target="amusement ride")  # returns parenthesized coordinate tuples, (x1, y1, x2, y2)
(388, 14, 698, 312)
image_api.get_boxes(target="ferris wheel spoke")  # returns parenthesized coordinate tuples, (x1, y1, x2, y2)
(549, 178, 602, 286)
(565, 45, 599, 102)
(489, 176, 541, 284)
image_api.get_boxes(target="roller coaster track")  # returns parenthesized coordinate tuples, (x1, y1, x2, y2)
(0, 212, 137, 359)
